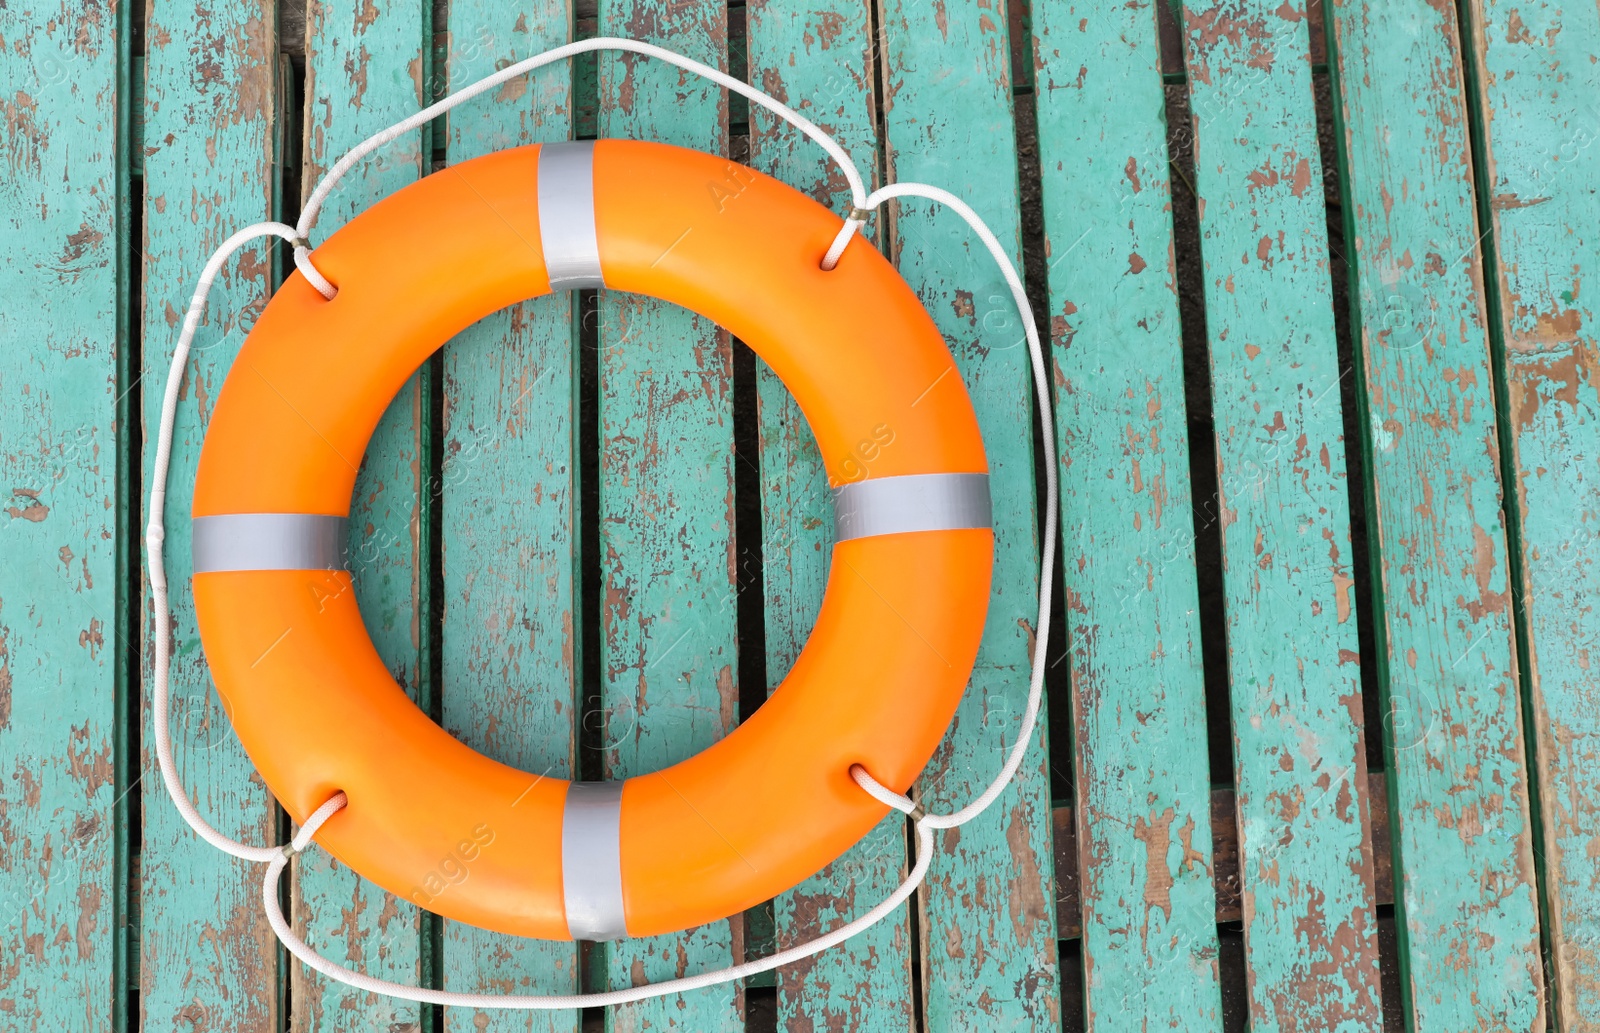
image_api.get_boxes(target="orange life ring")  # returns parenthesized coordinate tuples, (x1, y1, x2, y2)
(191, 139, 992, 940)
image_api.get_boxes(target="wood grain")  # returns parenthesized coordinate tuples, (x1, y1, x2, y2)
(1464, 0, 1600, 1025)
(0, 1, 121, 1027)
(593, 2, 742, 1029)
(1177, 1, 1383, 1028)
(1327, 1, 1546, 1028)
(1031, 3, 1225, 1027)
(139, 0, 282, 1025)
(290, 0, 430, 1027)
(742, 2, 918, 1028)
(438, 1, 581, 1029)
(875, 0, 1063, 1027)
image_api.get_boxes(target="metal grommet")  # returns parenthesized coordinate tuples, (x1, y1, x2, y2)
(907, 802, 926, 821)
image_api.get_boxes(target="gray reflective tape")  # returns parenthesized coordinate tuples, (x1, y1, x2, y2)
(191, 513, 348, 573)
(832, 472, 992, 542)
(538, 141, 604, 291)
(561, 781, 627, 940)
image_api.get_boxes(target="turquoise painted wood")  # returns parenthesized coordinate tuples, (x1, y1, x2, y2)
(744, 2, 917, 1027)
(0, 1, 121, 1028)
(1031, 2, 1225, 1027)
(593, 2, 742, 1030)
(1466, 0, 1600, 1023)
(138, 0, 282, 1027)
(291, 1, 429, 1027)
(1327, 1, 1547, 1029)
(12, 1, 1600, 1027)
(1176, 1, 1384, 1028)
(875, 1, 1063, 1027)
(438, 2, 581, 1030)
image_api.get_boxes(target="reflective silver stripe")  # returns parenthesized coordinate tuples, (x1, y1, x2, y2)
(561, 780, 627, 940)
(538, 141, 604, 291)
(833, 472, 992, 542)
(191, 513, 348, 573)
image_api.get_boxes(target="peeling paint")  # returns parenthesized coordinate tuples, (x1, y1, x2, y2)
(1181, 0, 1383, 1027)
(1475, 0, 1600, 1024)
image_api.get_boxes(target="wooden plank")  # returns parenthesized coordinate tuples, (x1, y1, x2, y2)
(438, 2, 581, 1029)
(593, 3, 741, 1030)
(743, 3, 917, 1028)
(1031, 3, 1225, 1027)
(1326, 1, 1546, 1029)
(0, 2, 121, 1027)
(874, 0, 1062, 1026)
(1176, 2, 1384, 1028)
(290, 0, 428, 1028)
(1210, 776, 1394, 929)
(1053, 774, 1394, 938)
(1464, 0, 1600, 1024)
(139, 1, 282, 1027)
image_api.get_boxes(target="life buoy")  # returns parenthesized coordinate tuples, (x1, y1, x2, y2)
(190, 139, 992, 940)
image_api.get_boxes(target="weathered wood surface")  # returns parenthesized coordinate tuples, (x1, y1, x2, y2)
(1177, 1, 1383, 1028)
(0, 0, 121, 1027)
(291, 0, 428, 1027)
(877, 0, 1062, 1027)
(9, 0, 1600, 1027)
(138, 0, 283, 1026)
(594, 1, 742, 1029)
(1032, 2, 1225, 1027)
(438, 2, 581, 1030)
(1053, 774, 1395, 939)
(744, 2, 919, 1028)
(1466, 0, 1600, 1025)
(1327, 1, 1546, 1029)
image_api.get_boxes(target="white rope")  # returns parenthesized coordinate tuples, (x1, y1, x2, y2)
(290, 37, 870, 286)
(148, 220, 314, 865)
(849, 182, 1058, 832)
(261, 796, 939, 1010)
(148, 36, 1057, 1010)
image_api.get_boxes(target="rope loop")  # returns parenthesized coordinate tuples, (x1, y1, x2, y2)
(148, 35, 1057, 1011)
(293, 244, 338, 300)
(821, 203, 881, 271)
(849, 763, 917, 815)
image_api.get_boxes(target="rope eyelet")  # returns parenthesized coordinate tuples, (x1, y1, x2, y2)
(292, 242, 339, 300)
